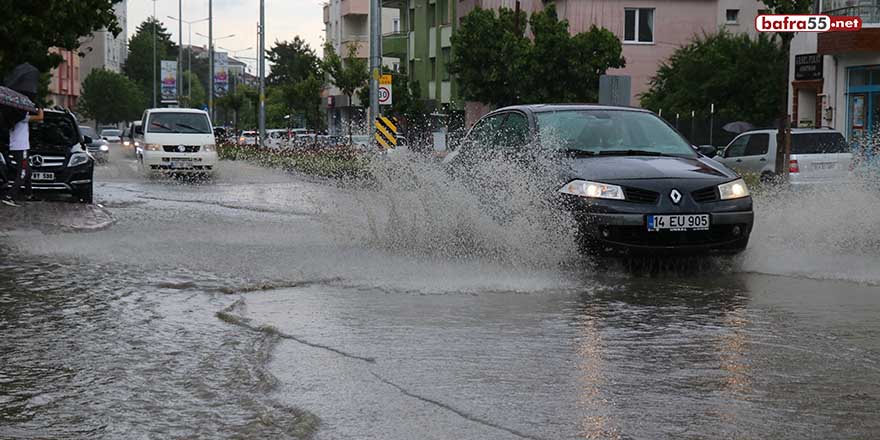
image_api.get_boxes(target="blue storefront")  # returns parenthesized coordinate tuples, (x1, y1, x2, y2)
(847, 65, 880, 143)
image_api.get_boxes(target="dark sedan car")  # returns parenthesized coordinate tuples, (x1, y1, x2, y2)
(444, 104, 754, 255)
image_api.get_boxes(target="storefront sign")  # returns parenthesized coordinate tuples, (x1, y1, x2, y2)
(795, 54, 823, 80)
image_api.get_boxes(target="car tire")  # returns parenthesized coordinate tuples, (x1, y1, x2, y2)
(75, 184, 93, 204)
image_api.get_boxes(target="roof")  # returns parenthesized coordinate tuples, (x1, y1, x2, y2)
(145, 108, 209, 115)
(492, 104, 653, 114)
(738, 127, 841, 135)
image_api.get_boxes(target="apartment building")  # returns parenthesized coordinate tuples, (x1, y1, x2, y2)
(47, 49, 81, 109)
(322, 0, 401, 134)
(79, 0, 128, 78)
(788, 0, 880, 142)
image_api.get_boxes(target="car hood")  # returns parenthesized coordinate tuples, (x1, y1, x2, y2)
(566, 155, 737, 182)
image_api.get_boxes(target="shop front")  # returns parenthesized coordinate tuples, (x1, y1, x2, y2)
(845, 66, 880, 142)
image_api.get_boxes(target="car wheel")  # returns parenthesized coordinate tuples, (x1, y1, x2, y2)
(75, 184, 93, 204)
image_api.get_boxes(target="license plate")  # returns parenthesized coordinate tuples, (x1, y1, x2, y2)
(813, 162, 835, 170)
(647, 214, 710, 232)
(31, 172, 54, 181)
(169, 162, 193, 169)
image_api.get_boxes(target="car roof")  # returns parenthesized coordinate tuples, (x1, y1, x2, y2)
(737, 128, 843, 135)
(145, 108, 209, 115)
(489, 103, 653, 115)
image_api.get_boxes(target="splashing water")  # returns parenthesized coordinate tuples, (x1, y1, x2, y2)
(322, 148, 581, 269)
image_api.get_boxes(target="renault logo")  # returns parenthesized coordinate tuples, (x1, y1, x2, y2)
(29, 155, 43, 167)
(670, 189, 682, 204)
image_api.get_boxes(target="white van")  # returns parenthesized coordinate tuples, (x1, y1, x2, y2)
(716, 128, 853, 187)
(136, 108, 218, 174)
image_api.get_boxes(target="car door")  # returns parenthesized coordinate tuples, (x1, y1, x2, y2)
(719, 134, 750, 172)
(739, 132, 771, 173)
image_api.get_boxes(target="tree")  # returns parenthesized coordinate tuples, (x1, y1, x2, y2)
(640, 31, 785, 125)
(179, 71, 207, 109)
(449, 5, 623, 107)
(216, 88, 246, 132)
(283, 75, 325, 130)
(323, 43, 369, 137)
(266, 37, 321, 86)
(78, 69, 145, 127)
(123, 17, 177, 106)
(0, 1, 122, 77)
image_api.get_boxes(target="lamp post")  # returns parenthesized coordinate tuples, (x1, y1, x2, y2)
(197, 31, 235, 119)
(168, 16, 209, 100)
(152, 0, 158, 108)
(258, 0, 266, 147)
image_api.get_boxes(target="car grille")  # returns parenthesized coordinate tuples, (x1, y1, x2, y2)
(691, 186, 718, 203)
(605, 224, 746, 246)
(163, 145, 200, 153)
(624, 187, 659, 204)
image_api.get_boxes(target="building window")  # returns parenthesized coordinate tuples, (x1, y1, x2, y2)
(624, 8, 654, 43)
(441, 48, 450, 81)
(392, 18, 400, 33)
(409, 8, 415, 31)
(430, 58, 436, 81)
(726, 9, 739, 24)
(428, 3, 436, 26)
(441, 0, 451, 24)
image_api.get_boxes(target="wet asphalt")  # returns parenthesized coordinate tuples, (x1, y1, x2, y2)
(1, 144, 879, 439)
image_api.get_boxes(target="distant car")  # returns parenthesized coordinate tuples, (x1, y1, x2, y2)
(124, 121, 142, 151)
(136, 108, 218, 175)
(238, 131, 258, 145)
(265, 129, 290, 148)
(101, 128, 122, 144)
(79, 126, 110, 163)
(716, 128, 853, 187)
(3, 109, 95, 203)
(444, 104, 754, 256)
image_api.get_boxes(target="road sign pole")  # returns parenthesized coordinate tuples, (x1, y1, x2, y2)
(258, 0, 266, 145)
(369, 0, 381, 137)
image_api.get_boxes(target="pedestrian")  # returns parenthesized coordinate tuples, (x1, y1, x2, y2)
(5, 106, 42, 205)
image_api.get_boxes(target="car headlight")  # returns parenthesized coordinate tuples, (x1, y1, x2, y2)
(718, 178, 750, 200)
(202, 143, 216, 152)
(558, 179, 625, 200)
(145, 143, 162, 151)
(134, 141, 141, 147)
(99, 145, 110, 152)
(68, 152, 90, 167)
(123, 140, 130, 146)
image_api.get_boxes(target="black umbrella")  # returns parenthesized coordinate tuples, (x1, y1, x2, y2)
(722, 121, 755, 134)
(4, 63, 40, 96)
(0, 85, 37, 113)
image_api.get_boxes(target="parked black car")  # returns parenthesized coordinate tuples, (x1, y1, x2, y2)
(444, 104, 754, 255)
(2, 108, 94, 203)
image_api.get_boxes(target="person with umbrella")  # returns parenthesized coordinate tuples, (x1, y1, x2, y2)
(1, 63, 43, 206)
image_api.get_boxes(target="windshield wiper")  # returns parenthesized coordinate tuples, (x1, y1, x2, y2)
(563, 148, 598, 157)
(151, 121, 172, 131)
(596, 149, 677, 157)
(174, 123, 202, 133)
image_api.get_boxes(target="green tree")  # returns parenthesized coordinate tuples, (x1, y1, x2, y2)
(78, 69, 145, 127)
(266, 37, 322, 86)
(123, 17, 177, 106)
(640, 31, 785, 125)
(0, 1, 122, 77)
(449, 7, 529, 107)
(323, 43, 369, 137)
(179, 71, 207, 109)
(216, 87, 247, 132)
(762, 0, 813, 175)
(283, 75, 325, 130)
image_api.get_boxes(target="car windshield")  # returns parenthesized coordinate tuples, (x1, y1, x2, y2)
(102, 129, 122, 137)
(536, 110, 695, 156)
(792, 132, 849, 154)
(29, 114, 80, 149)
(147, 112, 212, 134)
(79, 126, 97, 138)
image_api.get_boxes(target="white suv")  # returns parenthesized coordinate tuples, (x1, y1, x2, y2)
(136, 108, 218, 174)
(716, 128, 853, 187)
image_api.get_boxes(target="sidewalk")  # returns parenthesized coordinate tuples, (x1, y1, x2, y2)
(0, 202, 115, 232)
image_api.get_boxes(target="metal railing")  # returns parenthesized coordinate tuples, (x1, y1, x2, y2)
(823, 5, 880, 23)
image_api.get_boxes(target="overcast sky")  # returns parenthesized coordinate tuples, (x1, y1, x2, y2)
(127, 0, 326, 73)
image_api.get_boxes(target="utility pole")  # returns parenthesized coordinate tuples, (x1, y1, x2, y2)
(369, 0, 381, 133)
(258, 0, 266, 145)
(152, 0, 158, 108)
(178, 0, 183, 104)
(209, 0, 214, 121)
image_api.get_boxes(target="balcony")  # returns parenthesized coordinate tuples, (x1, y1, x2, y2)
(340, 37, 369, 58)
(822, 0, 880, 24)
(341, 0, 368, 16)
(383, 32, 407, 58)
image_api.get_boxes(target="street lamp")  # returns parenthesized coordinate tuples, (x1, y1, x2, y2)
(168, 16, 209, 100)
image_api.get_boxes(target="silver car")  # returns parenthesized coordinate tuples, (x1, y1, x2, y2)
(716, 128, 853, 187)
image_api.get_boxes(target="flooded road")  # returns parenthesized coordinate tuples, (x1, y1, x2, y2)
(2, 146, 879, 439)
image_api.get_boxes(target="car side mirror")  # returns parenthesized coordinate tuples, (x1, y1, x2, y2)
(135, 127, 143, 135)
(697, 145, 717, 156)
(83, 135, 93, 145)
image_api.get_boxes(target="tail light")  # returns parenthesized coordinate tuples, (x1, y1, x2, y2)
(789, 159, 799, 174)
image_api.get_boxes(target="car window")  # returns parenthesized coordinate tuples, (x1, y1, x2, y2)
(792, 132, 849, 154)
(744, 133, 769, 156)
(79, 126, 97, 138)
(147, 112, 212, 134)
(467, 113, 507, 146)
(498, 112, 529, 148)
(102, 129, 122, 137)
(31, 114, 79, 148)
(536, 110, 695, 156)
(725, 135, 750, 158)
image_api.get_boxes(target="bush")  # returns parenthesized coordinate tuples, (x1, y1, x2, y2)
(217, 143, 369, 179)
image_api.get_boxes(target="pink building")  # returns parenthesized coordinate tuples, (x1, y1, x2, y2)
(460, 0, 764, 106)
(48, 48, 81, 109)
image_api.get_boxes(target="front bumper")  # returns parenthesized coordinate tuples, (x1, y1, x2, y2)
(4, 163, 93, 194)
(142, 151, 218, 172)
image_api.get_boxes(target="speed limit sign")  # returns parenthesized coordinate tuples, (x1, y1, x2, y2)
(379, 74, 392, 105)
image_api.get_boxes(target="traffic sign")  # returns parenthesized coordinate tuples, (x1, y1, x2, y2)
(374, 116, 398, 149)
(378, 75, 392, 106)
